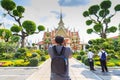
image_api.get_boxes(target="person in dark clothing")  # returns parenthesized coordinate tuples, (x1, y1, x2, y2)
(98, 48, 108, 72)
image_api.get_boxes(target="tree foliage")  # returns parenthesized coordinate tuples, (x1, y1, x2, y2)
(86, 38, 120, 59)
(0, 29, 12, 42)
(83, 0, 120, 38)
(10, 35, 20, 43)
(1, 0, 16, 11)
(22, 20, 36, 35)
(10, 24, 22, 33)
(1, 0, 45, 47)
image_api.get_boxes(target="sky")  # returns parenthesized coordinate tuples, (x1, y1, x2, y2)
(0, 0, 120, 44)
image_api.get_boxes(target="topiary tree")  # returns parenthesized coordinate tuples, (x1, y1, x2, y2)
(1, 0, 45, 47)
(87, 38, 115, 54)
(83, 0, 120, 38)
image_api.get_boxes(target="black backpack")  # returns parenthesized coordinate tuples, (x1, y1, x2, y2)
(51, 46, 67, 74)
(101, 52, 106, 60)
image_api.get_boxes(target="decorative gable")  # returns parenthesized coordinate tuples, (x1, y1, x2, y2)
(55, 27, 68, 37)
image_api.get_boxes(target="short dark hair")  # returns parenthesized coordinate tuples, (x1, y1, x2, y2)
(55, 36, 64, 44)
(102, 48, 105, 50)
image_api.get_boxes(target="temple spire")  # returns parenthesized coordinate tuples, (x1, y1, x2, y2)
(58, 8, 64, 28)
(60, 9, 63, 22)
(47, 28, 49, 32)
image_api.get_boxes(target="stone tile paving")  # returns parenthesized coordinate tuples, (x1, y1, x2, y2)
(0, 67, 38, 80)
(69, 59, 102, 80)
(26, 59, 51, 80)
(93, 68, 120, 80)
(73, 59, 120, 80)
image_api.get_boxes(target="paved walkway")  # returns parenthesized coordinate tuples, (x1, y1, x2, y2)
(0, 67, 38, 80)
(0, 58, 120, 80)
(26, 58, 102, 80)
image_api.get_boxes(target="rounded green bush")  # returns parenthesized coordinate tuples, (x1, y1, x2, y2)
(80, 51, 85, 56)
(14, 52, 21, 58)
(84, 57, 89, 66)
(40, 56, 46, 61)
(32, 53, 38, 57)
(76, 55, 81, 60)
(29, 58, 39, 66)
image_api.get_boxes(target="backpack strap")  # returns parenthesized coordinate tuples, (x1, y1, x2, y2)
(60, 46, 65, 56)
(101, 51, 105, 54)
(52, 46, 58, 56)
(52, 46, 65, 56)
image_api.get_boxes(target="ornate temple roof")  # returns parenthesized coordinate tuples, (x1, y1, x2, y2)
(37, 10, 80, 46)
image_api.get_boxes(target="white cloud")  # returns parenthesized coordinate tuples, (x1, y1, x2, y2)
(58, 0, 89, 6)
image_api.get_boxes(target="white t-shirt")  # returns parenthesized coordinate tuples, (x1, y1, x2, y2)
(98, 50, 107, 58)
(87, 51, 94, 58)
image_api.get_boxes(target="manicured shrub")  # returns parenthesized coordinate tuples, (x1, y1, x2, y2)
(14, 52, 21, 58)
(22, 62, 30, 66)
(35, 50, 42, 56)
(1, 61, 13, 67)
(84, 57, 89, 66)
(107, 62, 115, 67)
(76, 55, 81, 60)
(115, 62, 120, 66)
(14, 60, 29, 66)
(14, 60, 24, 66)
(29, 58, 39, 66)
(32, 53, 38, 57)
(95, 61, 100, 66)
(94, 57, 100, 61)
(17, 48, 26, 53)
(40, 56, 46, 61)
(26, 52, 32, 57)
(80, 50, 85, 56)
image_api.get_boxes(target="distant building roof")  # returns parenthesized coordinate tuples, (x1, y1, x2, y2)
(110, 36, 119, 39)
(37, 41, 44, 45)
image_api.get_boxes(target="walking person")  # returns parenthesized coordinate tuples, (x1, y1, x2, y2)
(98, 48, 108, 72)
(48, 36, 72, 80)
(87, 49, 95, 71)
